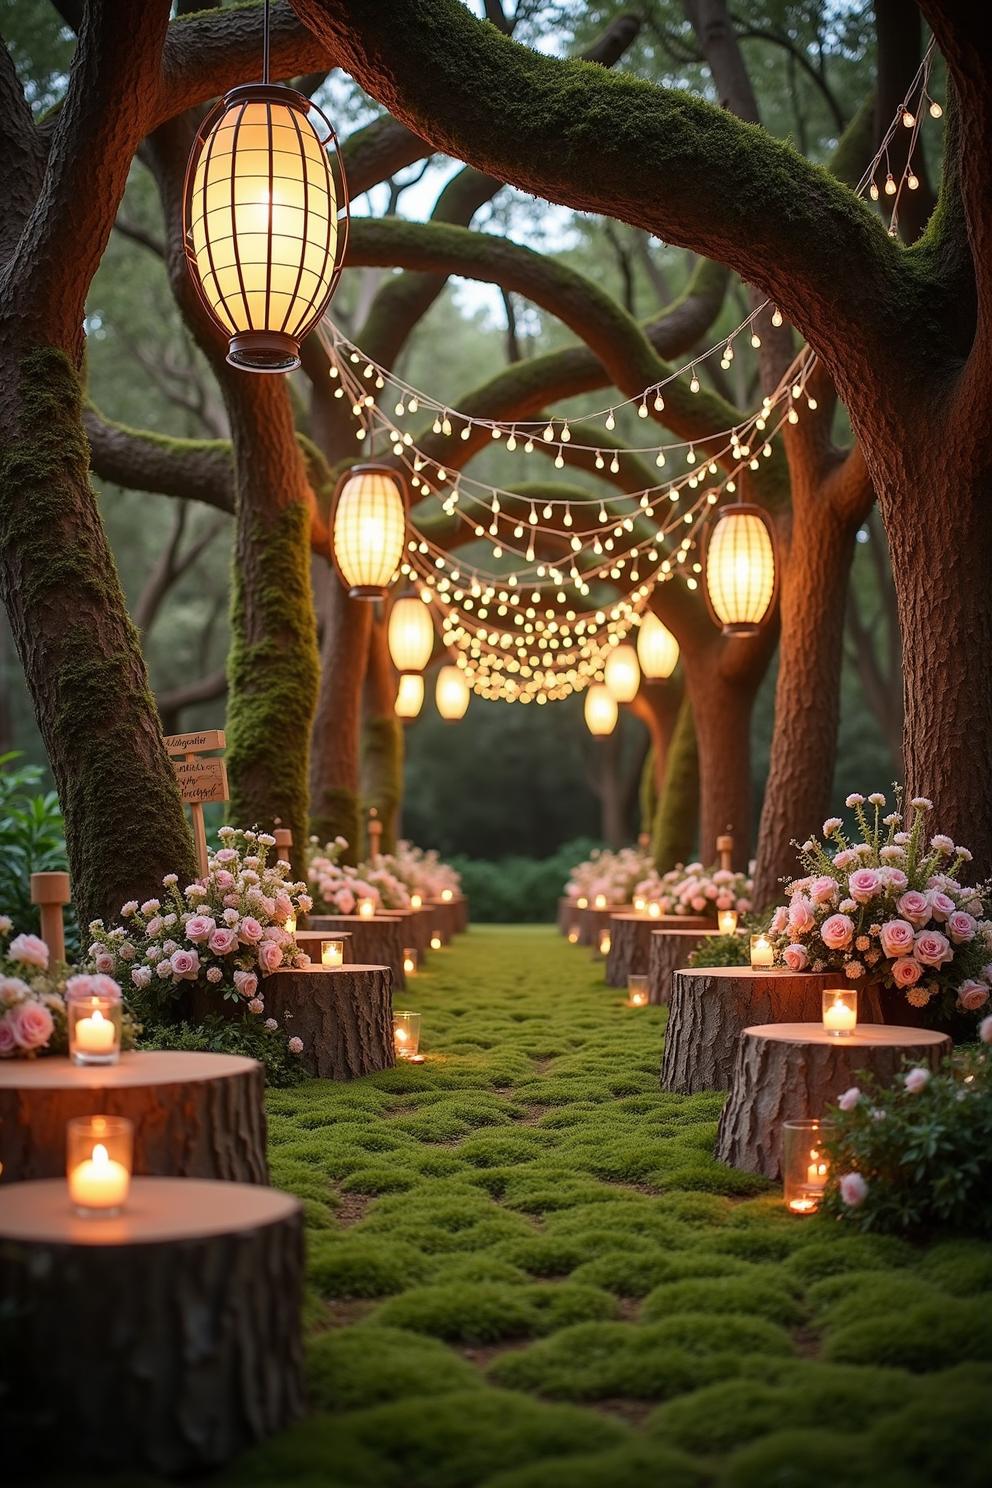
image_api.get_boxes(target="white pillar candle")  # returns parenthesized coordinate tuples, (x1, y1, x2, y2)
(74, 1007, 116, 1055)
(69, 1142, 130, 1214)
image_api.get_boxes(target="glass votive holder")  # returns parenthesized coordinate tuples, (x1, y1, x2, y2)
(822, 988, 858, 1037)
(320, 938, 344, 968)
(627, 973, 649, 1007)
(750, 933, 774, 968)
(647, 901, 661, 920)
(67, 1115, 133, 1218)
(783, 1118, 832, 1215)
(567, 926, 579, 945)
(598, 928, 612, 956)
(594, 893, 608, 911)
(441, 888, 454, 903)
(403, 947, 418, 975)
(68, 989, 122, 1066)
(357, 897, 376, 920)
(718, 909, 739, 935)
(393, 1010, 422, 1060)
(284, 913, 297, 937)
(576, 896, 588, 910)
(410, 892, 423, 910)
(633, 895, 646, 914)
(430, 931, 443, 951)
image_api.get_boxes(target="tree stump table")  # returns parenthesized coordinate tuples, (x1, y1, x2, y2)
(452, 894, 469, 933)
(264, 965, 395, 1079)
(715, 1022, 951, 1178)
(558, 897, 580, 935)
(427, 899, 459, 943)
(305, 913, 406, 988)
(648, 925, 723, 1005)
(0, 1178, 303, 1476)
(578, 902, 630, 948)
(0, 1051, 267, 1185)
(293, 929, 353, 963)
(662, 969, 885, 1094)
(405, 906, 433, 958)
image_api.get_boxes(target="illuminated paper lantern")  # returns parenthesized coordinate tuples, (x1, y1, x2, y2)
(637, 613, 679, 679)
(332, 465, 406, 599)
(584, 684, 618, 736)
(395, 673, 424, 719)
(603, 643, 640, 702)
(389, 596, 434, 674)
(436, 666, 470, 721)
(704, 504, 777, 635)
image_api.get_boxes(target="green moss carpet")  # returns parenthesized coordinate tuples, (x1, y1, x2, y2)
(163, 929, 992, 1484)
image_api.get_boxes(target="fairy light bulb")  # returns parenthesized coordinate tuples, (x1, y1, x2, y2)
(929, 99, 942, 118)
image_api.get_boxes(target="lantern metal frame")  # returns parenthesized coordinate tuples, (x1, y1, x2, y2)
(331, 462, 408, 600)
(182, 82, 350, 374)
(701, 501, 779, 637)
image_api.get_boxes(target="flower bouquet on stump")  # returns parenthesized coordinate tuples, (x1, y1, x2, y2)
(764, 792, 992, 1028)
(634, 862, 753, 920)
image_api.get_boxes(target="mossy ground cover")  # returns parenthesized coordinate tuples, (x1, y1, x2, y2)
(143, 929, 992, 1485)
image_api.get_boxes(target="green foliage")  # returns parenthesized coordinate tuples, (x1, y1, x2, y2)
(821, 1043, 992, 1235)
(449, 838, 600, 921)
(0, 752, 76, 950)
(140, 1015, 306, 1088)
(306, 1327, 482, 1411)
(685, 931, 750, 969)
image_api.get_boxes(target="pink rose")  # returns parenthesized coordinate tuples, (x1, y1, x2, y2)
(0, 1016, 17, 1056)
(904, 1066, 931, 1094)
(170, 947, 200, 980)
(821, 913, 855, 951)
(928, 891, 955, 923)
(980, 1015, 992, 1045)
(214, 848, 237, 864)
(145, 916, 163, 938)
(809, 876, 837, 905)
(238, 917, 263, 945)
(93, 951, 116, 975)
(837, 1086, 861, 1111)
(788, 896, 816, 935)
(914, 930, 952, 968)
(896, 891, 930, 926)
(890, 957, 923, 988)
(848, 869, 881, 904)
(233, 969, 258, 999)
(66, 974, 121, 1002)
(274, 893, 294, 923)
(769, 906, 788, 935)
(208, 926, 239, 956)
(184, 915, 216, 944)
(957, 980, 989, 1012)
(947, 911, 977, 944)
(214, 870, 235, 890)
(288, 1036, 303, 1055)
(878, 867, 908, 893)
(247, 996, 265, 1015)
(783, 944, 809, 971)
(223, 893, 240, 908)
(879, 919, 915, 958)
(336, 888, 356, 915)
(257, 939, 284, 975)
(691, 896, 707, 912)
(9, 999, 54, 1050)
(839, 1172, 868, 1207)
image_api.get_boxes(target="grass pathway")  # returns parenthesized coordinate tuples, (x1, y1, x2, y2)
(222, 925, 990, 1488)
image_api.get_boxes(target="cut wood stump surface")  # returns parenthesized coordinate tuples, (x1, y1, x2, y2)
(647, 925, 721, 1004)
(0, 1178, 303, 1476)
(661, 969, 885, 1094)
(0, 1050, 267, 1184)
(264, 965, 395, 1079)
(715, 1022, 951, 1178)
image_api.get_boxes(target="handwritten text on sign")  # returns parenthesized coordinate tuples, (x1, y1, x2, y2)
(164, 729, 226, 755)
(174, 756, 228, 805)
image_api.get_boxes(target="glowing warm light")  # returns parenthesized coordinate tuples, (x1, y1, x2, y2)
(68, 991, 122, 1066)
(389, 595, 435, 674)
(822, 989, 858, 1037)
(320, 939, 344, 967)
(717, 909, 738, 935)
(403, 948, 418, 975)
(441, 889, 454, 903)
(633, 895, 646, 913)
(750, 933, 774, 967)
(430, 932, 443, 951)
(704, 504, 777, 635)
(627, 973, 649, 1007)
(637, 613, 679, 680)
(393, 1009, 422, 1060)
(333, 465, 407, 599)
(184, 86, 346, 372)
(66, 1116, 133, 1217)
(436, 665, 470, 721)
(598, 929, 612, 956)
(576, 896, 588, 910)
(584, 684, 618, 737)
(783, 1120, 831, 1215)
(395, 673, 425, 719)
(647, 901, 661, 920)
(357, 897, 376, 920)
(603, 644, 640, 703)
(410, 892, 423, 910)
(284, 914, 297, 937)
(567, 927, 579, 944)
(594, 893, 608, 911)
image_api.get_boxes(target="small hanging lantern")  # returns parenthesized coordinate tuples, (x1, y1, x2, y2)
(637, 613, 679, 680)
(584, 684, 618, 737)
(704, 503, 777, 635)
(332, 464, 407, 599)
(603, 643, 640, 703)
(436, 665, 470, 721)
(389, 596, 435, 674)
(395, 673, 424, 719)
(182, 2, 348, 373)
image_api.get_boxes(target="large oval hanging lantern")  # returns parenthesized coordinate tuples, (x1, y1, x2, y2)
(704, 503, 778, 635)
(436, 666, 470, 722)
(388, 596, 435, 675)
(584, 684, 618, 737)
(332, 465, 407, 600)
(637, 613, 680, 680)
(183, 79, 348, 373)
(395, 673, 425, 720)
(603, 644, 640, 703)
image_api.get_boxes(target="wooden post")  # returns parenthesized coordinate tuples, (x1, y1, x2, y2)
(30, 871, 71, 963)
(273, 824, 293, 861)
(716, 829, 734, 872)
(367, 806, 383, 866)
(164, 730, 228, 879)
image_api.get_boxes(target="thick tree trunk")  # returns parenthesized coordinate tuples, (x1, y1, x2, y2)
(715, 1022, 951, 1176)
(310, 572, 372, 859)
(263, 966, 394, 1078)
(652, 692, 699, 870)
(362, 615, 404, 852)
(682, 638, 769, 868)
(648, 925, 719, 1006)
(0, 350, 197, 925)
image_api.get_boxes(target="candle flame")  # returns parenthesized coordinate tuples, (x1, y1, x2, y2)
(92, 1143, 110, 1167)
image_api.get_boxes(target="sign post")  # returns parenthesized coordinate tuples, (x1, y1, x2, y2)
(164, 730, 228, 878)
(716, 831, 735, 874)
(30, 871, 71, 963)
(367, 806, 383, 866)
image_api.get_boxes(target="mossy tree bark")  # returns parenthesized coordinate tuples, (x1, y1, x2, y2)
(309, 573, 371, 861)
(362, 614, 404, 853)
(652, 694, 699, 870)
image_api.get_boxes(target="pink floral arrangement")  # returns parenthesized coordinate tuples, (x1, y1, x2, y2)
(0, 918, 137, 1059)
(565, 846, 653, 907)
(307, 836, 387, 915)
(388, 840, 461, 902)
(765, 791, 992, 1016)
(88, 827, 311, 1044)
(634, 862, 753, 918)
(307, 837, 461, 914)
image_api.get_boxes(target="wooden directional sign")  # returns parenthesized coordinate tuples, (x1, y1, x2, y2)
(164, 729, 226, 755)
(174, 756, 229, 805)
(163, 730, 227, 875)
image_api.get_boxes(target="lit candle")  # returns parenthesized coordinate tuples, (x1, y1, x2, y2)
(403, 948, 417, 975)
(627, 973, 649, 1007)
(430, 932, 443, 951)
(320, 939, 344, 968)
(69, 992, 122, 1066)
(718, 909, 738, 935)
(782, 1119, 831, 1215)
(750, 933, 774, 968)
(594, 894, 607, 911)
(598, 929, 612, 956)
(441, 888, 453, 903)
(647, 901, 661, 920)
(567, 928, 579, 944)
(69, 1142, 129, 1214)
(357, 898, 375, 920)
(284, 913, 297, 937)
(576, 896, 588, 910)
(75, 1005, 115, 1055)
(806, 1148, 828, 1188)
(822, 990, 858, 1036)
(633, 896, 645, 913)
(410, 892, 423, 910)
(66, 1116, 133, 1218)
(393, 1009, 422, 1060)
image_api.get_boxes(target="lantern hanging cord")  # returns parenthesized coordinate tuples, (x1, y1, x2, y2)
(262, 0, 271, 84)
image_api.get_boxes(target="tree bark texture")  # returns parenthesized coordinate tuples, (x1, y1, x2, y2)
(0, 1178, 304, 1477)
(0, 1050, 266, 1184)
(715, 1022, 951, 1176)
(310, 573, 372, 860)
(652, 692, 700, 870)
(305, 913, 406, 988)
(263, 965, 394, 1078)
(648, 926, 722, 1006)
(362, 615, 404, 853)
(607, 913, 712, 990)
